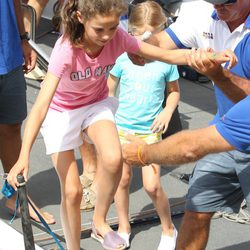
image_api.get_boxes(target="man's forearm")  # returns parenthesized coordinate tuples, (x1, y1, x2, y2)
(141, 126, 234, 166)
(210, 68, 250, 103)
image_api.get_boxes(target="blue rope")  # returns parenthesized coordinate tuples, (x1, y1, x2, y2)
(9, 192, 19, 224)
(28, 198, 65, 250)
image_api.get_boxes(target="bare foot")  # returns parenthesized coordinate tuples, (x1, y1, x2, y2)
(5, 194, 55, 225)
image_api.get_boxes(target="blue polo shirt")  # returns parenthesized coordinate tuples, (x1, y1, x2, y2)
(166, 8, 250, 124)
(0, 0, 23, 75)
(216, 96, 250, 153)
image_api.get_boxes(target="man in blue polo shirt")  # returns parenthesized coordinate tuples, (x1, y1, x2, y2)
(124, 0, 250, 249)
(0, 0, 54, 224)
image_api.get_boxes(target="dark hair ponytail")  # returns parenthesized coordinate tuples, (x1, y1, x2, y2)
(62, 0, 84, 46)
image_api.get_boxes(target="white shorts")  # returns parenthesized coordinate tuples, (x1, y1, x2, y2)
(40, 97, 118, 155)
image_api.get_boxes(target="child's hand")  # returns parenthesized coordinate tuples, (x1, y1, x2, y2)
(150, 111, 171, 133)
(7, 159, 29, 191)
(212, 49, 238, 69)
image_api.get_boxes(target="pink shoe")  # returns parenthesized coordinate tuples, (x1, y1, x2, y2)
(91, 222, 126, 250)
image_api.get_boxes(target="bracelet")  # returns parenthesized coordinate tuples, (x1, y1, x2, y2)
(137, 145, 157, 174)
(137, 145, 147, 165)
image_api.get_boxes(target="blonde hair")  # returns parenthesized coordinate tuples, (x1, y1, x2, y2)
(62, 0, 127, 46)
(129, 1, 167, 35)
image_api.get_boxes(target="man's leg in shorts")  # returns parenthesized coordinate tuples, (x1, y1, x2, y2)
(177, 151, 246, 250)
(0, 67, 55, 224)
(0, 67, 27, 177)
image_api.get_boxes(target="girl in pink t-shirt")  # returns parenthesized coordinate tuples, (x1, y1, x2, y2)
(7, 0, 236, 249)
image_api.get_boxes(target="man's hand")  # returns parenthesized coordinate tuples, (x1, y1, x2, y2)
(186, 48, 223, 78)
(186, 48, 237, 79)
(22, 40, 37, 73)
(122, 134, 146, 166)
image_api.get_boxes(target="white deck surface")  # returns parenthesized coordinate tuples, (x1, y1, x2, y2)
(0, 220, 43, 250)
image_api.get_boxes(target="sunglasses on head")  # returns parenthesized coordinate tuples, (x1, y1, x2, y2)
(222, 0, 237, 5)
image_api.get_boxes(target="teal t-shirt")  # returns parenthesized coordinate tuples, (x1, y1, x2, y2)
(111, 53, 179, 133)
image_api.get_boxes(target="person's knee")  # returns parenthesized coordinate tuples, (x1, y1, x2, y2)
(181, 210, 213, 228)
(143, 181, 161, 197)
(63, 184, 82, 205)
(119, 172, 131, 189)
(102, 150, 123, 174)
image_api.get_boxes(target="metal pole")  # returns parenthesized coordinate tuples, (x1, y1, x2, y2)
(17, 175, 35, 250)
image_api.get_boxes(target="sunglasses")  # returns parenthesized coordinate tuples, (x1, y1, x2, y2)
(222, 0, 237, 5)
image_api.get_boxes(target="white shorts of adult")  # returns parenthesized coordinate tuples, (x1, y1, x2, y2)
(40, 97, 118, 155)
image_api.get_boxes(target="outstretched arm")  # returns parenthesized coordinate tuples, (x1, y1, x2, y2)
(122, 126, 234, 166)
(137, 41, 237, 68)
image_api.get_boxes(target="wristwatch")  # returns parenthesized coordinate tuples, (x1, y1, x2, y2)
(20, 32, 30, 41)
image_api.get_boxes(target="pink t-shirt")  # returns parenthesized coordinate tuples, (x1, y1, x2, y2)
(48, 27, 140, 111)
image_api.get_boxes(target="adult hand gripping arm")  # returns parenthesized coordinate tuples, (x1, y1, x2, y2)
(186, 48, 249, 103)
(122, 126, 234, 167)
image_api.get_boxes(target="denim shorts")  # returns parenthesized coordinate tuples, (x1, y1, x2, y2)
(0, 66, 27, 124)
(186, 150, 250, 213)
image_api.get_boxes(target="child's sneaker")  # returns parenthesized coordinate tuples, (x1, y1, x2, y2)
(157, 227, 178, 250)
(117, 232, 131, 248)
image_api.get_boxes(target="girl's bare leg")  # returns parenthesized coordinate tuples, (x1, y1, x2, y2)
(51, 150, 82, 250)
(114, 163, 133, 234)
(86, 120, 123, 236)
(142, 164, 174, 235)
